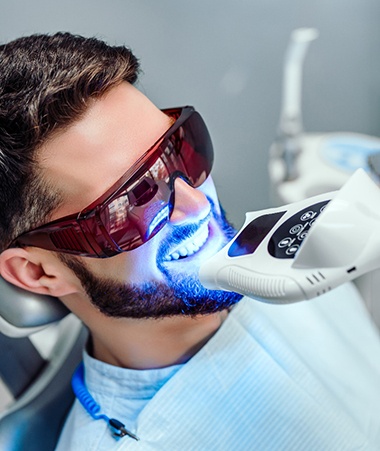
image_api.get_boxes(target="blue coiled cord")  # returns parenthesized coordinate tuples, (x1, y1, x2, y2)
(71, 362, 139, 441)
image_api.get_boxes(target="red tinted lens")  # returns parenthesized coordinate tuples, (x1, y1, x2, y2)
(171, 111, 213, 187)
(99, 179, 172, 252)
(100, 109, 213, 253)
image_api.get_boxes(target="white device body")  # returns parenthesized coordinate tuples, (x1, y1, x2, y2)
(199, 169, 380, 304)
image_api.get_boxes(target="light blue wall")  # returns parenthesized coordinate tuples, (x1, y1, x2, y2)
(1, 1, 379, 226)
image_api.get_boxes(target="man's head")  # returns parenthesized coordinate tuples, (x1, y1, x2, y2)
(0, 32, 139, 251)
(0, 33, 241, 324)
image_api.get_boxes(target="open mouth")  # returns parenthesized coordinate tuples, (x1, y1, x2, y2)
(163, 223, 210, 261)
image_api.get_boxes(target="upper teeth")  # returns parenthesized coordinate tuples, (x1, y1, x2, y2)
(165, 225, 209, 261)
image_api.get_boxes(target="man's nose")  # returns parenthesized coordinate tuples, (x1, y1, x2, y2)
(169, 177, 210, 225)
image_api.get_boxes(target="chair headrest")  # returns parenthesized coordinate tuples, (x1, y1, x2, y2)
(0, 277, 69, 337)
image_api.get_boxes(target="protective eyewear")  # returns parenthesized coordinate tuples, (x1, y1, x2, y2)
(11, 106, 214, 258)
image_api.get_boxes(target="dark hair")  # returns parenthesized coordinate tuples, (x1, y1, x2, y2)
(0, 32, 140, 251)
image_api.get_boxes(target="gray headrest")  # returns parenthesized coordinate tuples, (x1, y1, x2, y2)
(0, 277, 69, 337)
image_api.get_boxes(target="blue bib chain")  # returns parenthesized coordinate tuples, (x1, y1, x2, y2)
(71, 362, 139, 441)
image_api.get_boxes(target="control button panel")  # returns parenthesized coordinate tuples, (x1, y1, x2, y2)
(268, 200, 330, 259)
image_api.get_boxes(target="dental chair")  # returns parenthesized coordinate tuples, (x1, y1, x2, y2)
(0, 278, 87, 451)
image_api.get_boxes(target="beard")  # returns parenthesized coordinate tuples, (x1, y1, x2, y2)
(59, 200, 242, 319)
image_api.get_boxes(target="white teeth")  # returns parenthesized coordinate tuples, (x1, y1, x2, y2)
(165, 225, 209, 261)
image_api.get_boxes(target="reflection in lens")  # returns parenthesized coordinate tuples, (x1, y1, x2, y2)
(106, 195, 129, 233)
(147, 205, 170, 238)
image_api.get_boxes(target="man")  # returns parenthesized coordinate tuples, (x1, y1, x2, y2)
(0, 33, 379, 450)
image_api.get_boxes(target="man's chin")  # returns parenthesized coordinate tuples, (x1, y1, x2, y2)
(159, 271, 243, 316)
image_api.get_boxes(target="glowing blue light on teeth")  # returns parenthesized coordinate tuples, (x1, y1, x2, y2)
(147, 205, 170, 237)
(168, 227, 208, 261)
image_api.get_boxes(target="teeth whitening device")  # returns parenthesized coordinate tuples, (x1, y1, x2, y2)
(200, 29, 380, 328)
(199, 168, 380, 303)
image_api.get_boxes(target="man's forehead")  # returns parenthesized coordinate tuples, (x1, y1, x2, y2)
(38, 82, 171, 219)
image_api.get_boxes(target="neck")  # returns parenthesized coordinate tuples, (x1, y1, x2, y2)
(88, 310, 229, 369)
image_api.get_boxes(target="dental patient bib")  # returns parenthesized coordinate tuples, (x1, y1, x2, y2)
(56, 283, 380, 450)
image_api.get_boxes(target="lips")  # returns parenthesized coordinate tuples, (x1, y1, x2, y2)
(164, 223, 210, 261)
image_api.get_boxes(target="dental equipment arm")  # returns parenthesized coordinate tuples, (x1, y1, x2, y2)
(199, 169, 380, 304)
(275, 28, 318, 182)
(269, 28, 380, 205)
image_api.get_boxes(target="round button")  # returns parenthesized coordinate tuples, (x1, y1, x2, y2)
(289, 224, 303, 234)
(286, 244, 299, 255)
(278, 237, 294, 248)
(300, 211, 316, 221)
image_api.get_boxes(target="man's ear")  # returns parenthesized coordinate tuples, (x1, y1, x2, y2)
(0, 247, 79, 297)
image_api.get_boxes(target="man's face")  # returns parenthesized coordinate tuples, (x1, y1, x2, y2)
(41, 82, 242, 318)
